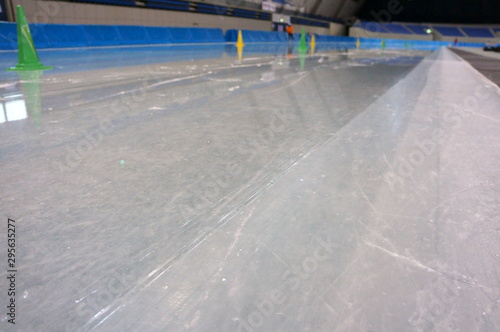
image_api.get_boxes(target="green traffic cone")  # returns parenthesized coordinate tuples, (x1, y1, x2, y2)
(7, 5, 51, 71)
(298, 28, 308, 52)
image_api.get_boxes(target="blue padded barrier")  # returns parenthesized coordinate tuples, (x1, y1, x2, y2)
(32, 24, 88, 48)
(269, 31, 286, 42)
(456, 41, 488, 47)
(265, 31, 278, 42)
(168, 27, 193, 43)
(224, 30, 238, 42)
(221, 33, 484, 51)
(253, 30, 264, 42)
(242, 30, 256, 42)
(23, 24, 49, 49)
(208, 28, 226, 42)
(385, 39, 410, 49)
(225, 30, 289, 43)
(265, 32, 275, 41)
(0, 22, 17, 50)
(88, 25, 123, 46)
(252, 31, 273, 43)
(0, 23, 488, 51)
(314, 35, 356, 43)
(188, 28, 225, 43)
(383, 39, 454, 50)
(247, 31, 261, 42)
(253, 31, 266, 42)
(82, 25, 122, 47)
(278, 31, 289, 42)
(357, 37, 382, 49)
(259, 31, 272, 42)
(144, 26, 173, 44)
(115, 25, 151, 45)
(274, 31, 285, 42)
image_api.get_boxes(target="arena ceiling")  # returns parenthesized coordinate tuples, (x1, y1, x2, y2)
(357, 0, 500, 24)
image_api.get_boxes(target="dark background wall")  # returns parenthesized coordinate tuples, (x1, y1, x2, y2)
(358, 0, 500, 24)
(0, 0, 8, 21)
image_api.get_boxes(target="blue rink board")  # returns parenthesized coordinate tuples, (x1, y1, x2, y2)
(0, 22, 487, 51)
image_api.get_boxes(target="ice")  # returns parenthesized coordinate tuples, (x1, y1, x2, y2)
(0, 45, 498, 331)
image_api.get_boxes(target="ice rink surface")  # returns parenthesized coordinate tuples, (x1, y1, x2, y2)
(0, 44, 499, 331)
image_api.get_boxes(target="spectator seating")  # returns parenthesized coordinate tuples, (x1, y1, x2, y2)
(432, 26, 464, 37)
(462, 27, 494, 38)
(382, 23, 413, 34)
(405, 25, 431, 35)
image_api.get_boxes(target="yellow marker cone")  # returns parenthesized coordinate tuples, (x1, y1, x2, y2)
(310, 34, 316, 55)
(237, 44, 244, 61)
(356, 37, 360, 50)
(235, 30, 245, 61)
(236, 30, 245, 48)
(7, 5, 51, 71)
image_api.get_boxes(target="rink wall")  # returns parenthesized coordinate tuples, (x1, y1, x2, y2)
(225, 30, 485, 49)
(0, 22, 226, 49)
(0, 22, 488, 51)
(225, 29, 288, 43)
